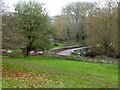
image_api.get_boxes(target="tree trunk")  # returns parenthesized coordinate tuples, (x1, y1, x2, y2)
(26, 46, 31, 56)
(22, 45, 31, 56)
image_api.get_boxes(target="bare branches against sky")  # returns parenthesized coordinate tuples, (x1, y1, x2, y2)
(5, 0, 97, 16)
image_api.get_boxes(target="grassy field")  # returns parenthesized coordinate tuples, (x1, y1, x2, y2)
(2, 56, 118, 88)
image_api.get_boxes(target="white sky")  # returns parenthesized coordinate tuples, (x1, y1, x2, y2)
(5, 0, 98, 16)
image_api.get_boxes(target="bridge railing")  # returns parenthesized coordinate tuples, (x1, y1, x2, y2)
(50, 45, 84, 53)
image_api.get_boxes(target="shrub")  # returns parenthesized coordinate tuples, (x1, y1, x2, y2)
(9, 50, 24, 58)
(54, 43, 59, 46)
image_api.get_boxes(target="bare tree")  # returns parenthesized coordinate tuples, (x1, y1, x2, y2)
(62, 2, 94, 44)
(85, 1, 118, 57)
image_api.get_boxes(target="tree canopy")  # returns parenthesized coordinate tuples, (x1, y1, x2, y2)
(2, 1, 52, 56)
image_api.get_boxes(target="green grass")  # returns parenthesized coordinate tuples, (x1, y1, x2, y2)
(2, 56, 118, 88)
(52, 43, 65, 50)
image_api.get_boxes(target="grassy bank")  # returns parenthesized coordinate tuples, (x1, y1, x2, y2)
(2, 56, 118, 88)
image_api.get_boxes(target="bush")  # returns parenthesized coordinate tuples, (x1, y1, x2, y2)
(9, 50, 24, 58)
(54, 43, 59, 46)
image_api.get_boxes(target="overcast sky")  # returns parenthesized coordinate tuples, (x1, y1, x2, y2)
(5, 0, 99, 16)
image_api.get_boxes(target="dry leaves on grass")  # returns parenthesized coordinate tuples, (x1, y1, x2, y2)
(16, 84, 45, 88)
(3, 70, 49, 82)
(3, 68, 65, 88)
